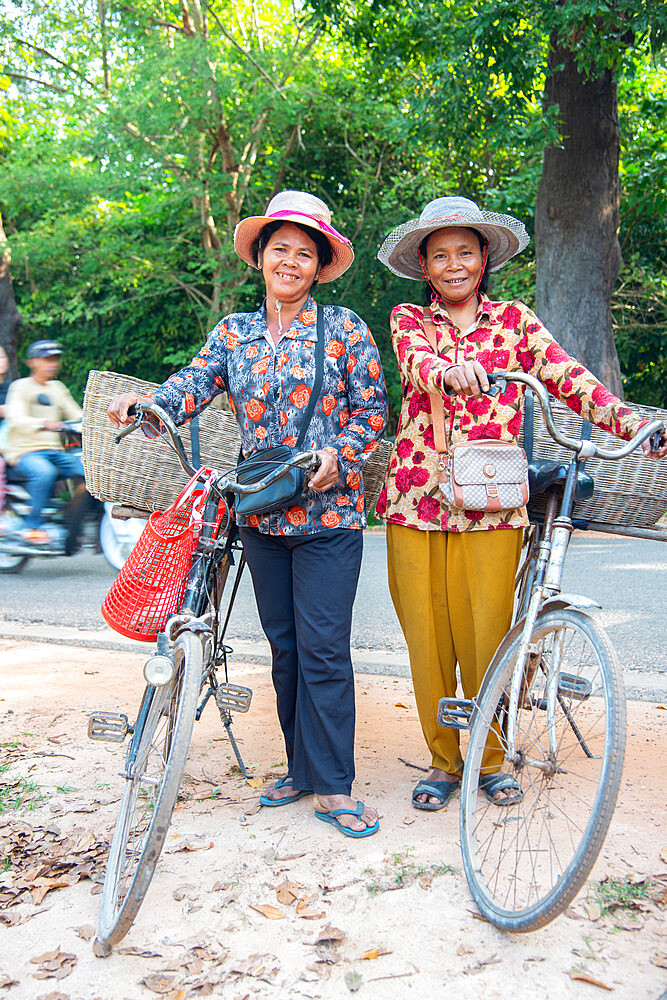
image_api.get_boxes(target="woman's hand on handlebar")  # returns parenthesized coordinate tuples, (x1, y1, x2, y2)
(308, 447, 338, 492)
(443, 361, 490, 398)
(641, 429, 667, 461)
(107, 392, 151, 428)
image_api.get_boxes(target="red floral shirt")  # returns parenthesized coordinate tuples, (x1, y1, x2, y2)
(375, 298, 645, 532)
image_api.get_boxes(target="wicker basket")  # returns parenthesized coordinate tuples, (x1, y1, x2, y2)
(520, 396, 667, 529)
(82, 370, 393, 515)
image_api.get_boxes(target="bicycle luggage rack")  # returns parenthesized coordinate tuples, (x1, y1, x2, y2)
(88, 711, 130, 742)
(437, 698, 474, 730)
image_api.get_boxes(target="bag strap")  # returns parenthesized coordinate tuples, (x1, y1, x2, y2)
(294, 304, 325, 450)
(190, 413, 201, 468)
(422, 308, 449, 457)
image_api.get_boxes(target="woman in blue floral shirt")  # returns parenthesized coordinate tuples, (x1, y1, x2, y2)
(109, 191, 387, 838)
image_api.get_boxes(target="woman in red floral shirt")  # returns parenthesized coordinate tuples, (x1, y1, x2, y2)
(376, 196, 666, 810)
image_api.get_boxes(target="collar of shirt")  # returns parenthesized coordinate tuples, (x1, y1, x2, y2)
(236, 294, 320, 346)
(430, 296, 492, 335)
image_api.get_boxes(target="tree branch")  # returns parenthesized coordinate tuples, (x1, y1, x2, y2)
(207, 8, 286, 98)
(12, 35, 98, 89)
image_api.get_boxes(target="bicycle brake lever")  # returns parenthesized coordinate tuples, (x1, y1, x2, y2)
(651, 429, 665, 453)
(487, 375, 507, 397)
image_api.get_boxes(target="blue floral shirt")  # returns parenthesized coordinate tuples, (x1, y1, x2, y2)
(152, 295, 388, 535)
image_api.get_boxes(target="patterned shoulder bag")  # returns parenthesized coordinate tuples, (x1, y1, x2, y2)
(422, 309, 529, 512)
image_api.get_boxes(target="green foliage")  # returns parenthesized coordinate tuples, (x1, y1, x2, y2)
(0, 0, 665, 416)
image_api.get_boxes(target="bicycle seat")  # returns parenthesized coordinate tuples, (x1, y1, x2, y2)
(528, 459, 594, 502)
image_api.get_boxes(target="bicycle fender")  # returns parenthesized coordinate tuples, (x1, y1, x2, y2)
(542, 593, 601, 613)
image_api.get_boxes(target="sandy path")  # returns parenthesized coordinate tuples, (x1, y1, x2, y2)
(0, 639, 665, 1000)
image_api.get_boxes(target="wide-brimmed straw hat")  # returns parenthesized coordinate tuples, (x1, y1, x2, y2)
(234, 191, 354, 283)
(378, 196, 530, 278)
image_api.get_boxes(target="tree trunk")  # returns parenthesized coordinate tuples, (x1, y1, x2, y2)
(0, 213, 22, 379)
(535, 37, 624, 396)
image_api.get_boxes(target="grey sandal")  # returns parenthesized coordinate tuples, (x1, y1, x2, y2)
(479, 772, 523, 806)
(412, 779, 460, 811)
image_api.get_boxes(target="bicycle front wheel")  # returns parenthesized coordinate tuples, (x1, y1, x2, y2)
(97, 631, 203, 948)
(461, 608, 625, 932)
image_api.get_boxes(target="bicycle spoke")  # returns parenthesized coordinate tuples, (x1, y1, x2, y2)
(460, 609, 625, 931)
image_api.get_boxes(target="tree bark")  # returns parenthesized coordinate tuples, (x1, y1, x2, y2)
(535, 36, 624, 396)
(0, 213, 22, 378)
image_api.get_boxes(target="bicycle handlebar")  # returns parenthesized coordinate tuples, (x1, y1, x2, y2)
(113, 402, 319, 494)
(487, 371, 665, 461)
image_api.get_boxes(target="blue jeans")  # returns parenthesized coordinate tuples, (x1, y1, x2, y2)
(14, 450, 85, 529)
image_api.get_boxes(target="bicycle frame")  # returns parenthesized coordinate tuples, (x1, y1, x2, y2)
(111, 402, 319, 774)
(486, 372, 664, 763)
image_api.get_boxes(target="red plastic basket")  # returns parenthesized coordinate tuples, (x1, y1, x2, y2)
(101, 469, 222, 642)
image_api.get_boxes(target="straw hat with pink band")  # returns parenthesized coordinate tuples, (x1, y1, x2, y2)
(234, 191, 355, 283)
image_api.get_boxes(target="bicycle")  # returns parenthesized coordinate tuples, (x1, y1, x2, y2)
(437, 371, 665, 933)
(87, 401, 319, 954)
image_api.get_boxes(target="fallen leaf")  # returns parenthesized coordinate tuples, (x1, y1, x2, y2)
(275, 879, 303, 906)
(569, 972, 613, 990)
(249, 903, 284, 920)
(39, 993, 70, 1000)
(246, 777, 263, 789)
(30, 946, 77, 981)
(360, 949, 392, 960)
(661, 848, 667, 865)
(0, 975, 19, 989)
(345, 970, 362, 992)
(116, 945, 163, 958)
(583, 900, 603, 921)
(296, 898, 325, 919)
(394, 702, 409, 709)
(141, 973, 178, 994)
(72, 924, 95, 941)
(31, 949, 62, 965)
(314, 924, 346, 944)
(650, 953, 667, 969)
(169, 840, 214, 853)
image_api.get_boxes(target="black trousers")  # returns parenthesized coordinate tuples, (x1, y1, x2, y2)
(239, 526, 363, 796)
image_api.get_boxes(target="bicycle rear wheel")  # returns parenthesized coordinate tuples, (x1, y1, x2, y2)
(460, 608, 625, 932)
(97, 631, 202, 949)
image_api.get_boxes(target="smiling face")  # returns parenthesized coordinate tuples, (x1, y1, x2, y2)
(261, 222, 320, 305)
(424, 226, 484, 304)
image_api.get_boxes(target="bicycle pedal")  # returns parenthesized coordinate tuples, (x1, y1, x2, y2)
(437, 698, 474, 730)
(215, 683, 252, 714)
(558, 673, 592, 701)
(88, 711, 129, 742)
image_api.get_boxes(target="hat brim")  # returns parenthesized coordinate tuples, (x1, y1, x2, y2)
(234, 214, 354, 283)
(378, 213, 529, 279)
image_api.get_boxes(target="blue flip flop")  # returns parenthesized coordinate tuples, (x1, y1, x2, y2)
(314, 800, 379, 838)
(259, 775, 312, 807)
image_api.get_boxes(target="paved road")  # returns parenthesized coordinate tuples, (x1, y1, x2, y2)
(1, 531, 665, 679)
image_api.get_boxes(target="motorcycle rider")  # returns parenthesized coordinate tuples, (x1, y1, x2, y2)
(2, 341, 84, 546)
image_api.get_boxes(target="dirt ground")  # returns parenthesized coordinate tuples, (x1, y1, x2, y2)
(0, 638, 665, 1000)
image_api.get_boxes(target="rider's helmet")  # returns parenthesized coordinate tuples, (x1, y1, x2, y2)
(26, 340, 62, 359)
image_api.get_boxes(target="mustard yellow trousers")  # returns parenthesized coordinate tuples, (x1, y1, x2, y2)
(386, 522, 524, 776)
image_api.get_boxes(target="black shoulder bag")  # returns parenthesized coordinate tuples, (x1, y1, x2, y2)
(234, 305, 325, 518)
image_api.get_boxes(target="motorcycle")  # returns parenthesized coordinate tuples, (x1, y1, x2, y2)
(0, 421, 144, 574)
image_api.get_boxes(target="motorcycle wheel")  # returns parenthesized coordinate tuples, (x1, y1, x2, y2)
(99, 511, 141, 571)
(0, 507, 30, 574)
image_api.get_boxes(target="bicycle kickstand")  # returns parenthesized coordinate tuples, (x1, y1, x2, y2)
(219, 708, 252, 779)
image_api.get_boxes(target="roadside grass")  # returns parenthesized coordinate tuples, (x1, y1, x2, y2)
(363, 849, 457, 895)
(589, 876, 652, 916)
(0, 775, 44, 814)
